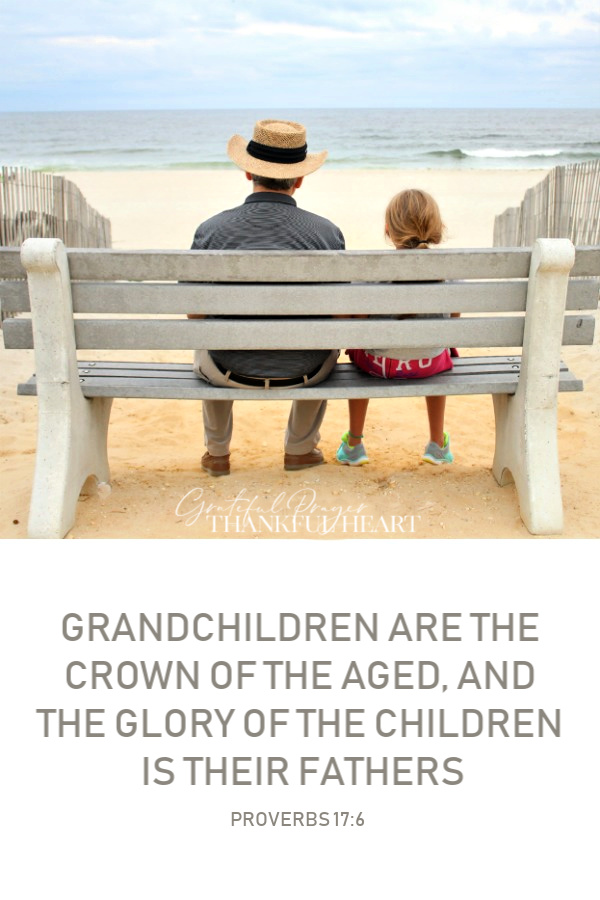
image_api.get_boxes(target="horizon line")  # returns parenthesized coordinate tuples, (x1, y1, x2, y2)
(2, 105, 600, 114)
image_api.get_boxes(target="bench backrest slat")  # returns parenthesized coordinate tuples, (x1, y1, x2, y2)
(3, 243, 597, 351)
(52, 248, 538, 282)
(572, 247, 600, 277)
(4, 314, 595, 351)
(1, 245, 597, 279)
(0, 248, 25, 278)
(3, 277, 598, 316)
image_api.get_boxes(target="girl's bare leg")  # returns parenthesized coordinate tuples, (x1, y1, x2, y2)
(347, 398, 369, 446)
(425, 395, 446, 446)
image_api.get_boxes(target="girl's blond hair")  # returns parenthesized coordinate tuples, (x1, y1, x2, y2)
(385, 189, 445, 249)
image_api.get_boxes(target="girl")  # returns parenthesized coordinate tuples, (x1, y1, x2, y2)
(337, 188, 455, 466)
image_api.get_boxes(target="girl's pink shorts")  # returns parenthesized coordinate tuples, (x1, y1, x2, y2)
(347, 348, 453, 379)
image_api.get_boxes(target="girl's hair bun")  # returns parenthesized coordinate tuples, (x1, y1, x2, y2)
(385, 189, 445, 248)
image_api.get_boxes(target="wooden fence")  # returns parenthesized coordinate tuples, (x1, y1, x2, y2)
(494, 160, 600, 247)
(0, 167, 111, 248)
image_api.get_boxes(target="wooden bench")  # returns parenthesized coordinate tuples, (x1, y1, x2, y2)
(1, 237, 598, 538)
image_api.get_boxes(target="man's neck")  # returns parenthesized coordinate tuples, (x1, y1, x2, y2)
(252, 185, 296, 196)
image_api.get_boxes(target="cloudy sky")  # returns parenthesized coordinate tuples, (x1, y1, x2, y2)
(1, 0, 598, 110)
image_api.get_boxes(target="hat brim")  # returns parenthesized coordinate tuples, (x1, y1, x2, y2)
(227, 135, 328, 178)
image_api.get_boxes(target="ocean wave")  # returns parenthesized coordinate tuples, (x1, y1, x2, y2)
(466, 148, 563, 159)
(40, 147, 162, 157)
(427, 147, 564, 159)
(27, 161, 236, 172)
(427, 149, 468, 159)
(167, 161, 237, 170)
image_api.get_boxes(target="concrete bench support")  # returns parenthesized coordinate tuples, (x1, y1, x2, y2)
(492, 239, 575, 534)
(21, 239, 113, 538)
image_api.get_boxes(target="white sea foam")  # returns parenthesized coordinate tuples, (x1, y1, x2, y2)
(464, 147, 562, 159)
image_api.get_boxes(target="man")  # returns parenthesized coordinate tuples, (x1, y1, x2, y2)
(191, 118, 345, 476)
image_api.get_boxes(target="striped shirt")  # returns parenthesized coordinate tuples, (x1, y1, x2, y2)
(191, 192, 345, 377)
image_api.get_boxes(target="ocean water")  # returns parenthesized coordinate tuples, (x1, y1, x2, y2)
(1, 108, 599, 171)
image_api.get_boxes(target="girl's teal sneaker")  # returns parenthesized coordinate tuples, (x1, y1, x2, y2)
(422, 431, 454, 465)
(336, 431, 369, 466)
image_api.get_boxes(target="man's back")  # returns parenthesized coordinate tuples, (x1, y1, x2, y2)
(192, 191, 343, 251)
(192, 191, 344, 377)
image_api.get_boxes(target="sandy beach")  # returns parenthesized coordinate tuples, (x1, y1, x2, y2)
(1, 167, 598, 539)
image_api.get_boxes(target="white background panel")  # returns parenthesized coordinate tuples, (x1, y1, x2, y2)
(1, 541, 596, 899)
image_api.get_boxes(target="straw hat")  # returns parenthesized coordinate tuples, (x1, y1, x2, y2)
(227, 119, 328, 178)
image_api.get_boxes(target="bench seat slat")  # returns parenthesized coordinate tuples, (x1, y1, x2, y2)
(17, 359, 583, 400)
(73, 363, 535, 382)
(66, 357, 572, 379)
(67, 354, 524, 371)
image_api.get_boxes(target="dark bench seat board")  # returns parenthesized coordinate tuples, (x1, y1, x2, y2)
(18, 357, 583, 401)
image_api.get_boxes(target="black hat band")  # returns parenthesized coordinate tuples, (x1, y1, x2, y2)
(246, 140, 308, 164)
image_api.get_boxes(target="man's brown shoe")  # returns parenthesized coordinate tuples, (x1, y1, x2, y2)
(201, 452, 230, 476)
(284, 448, 325, 471)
